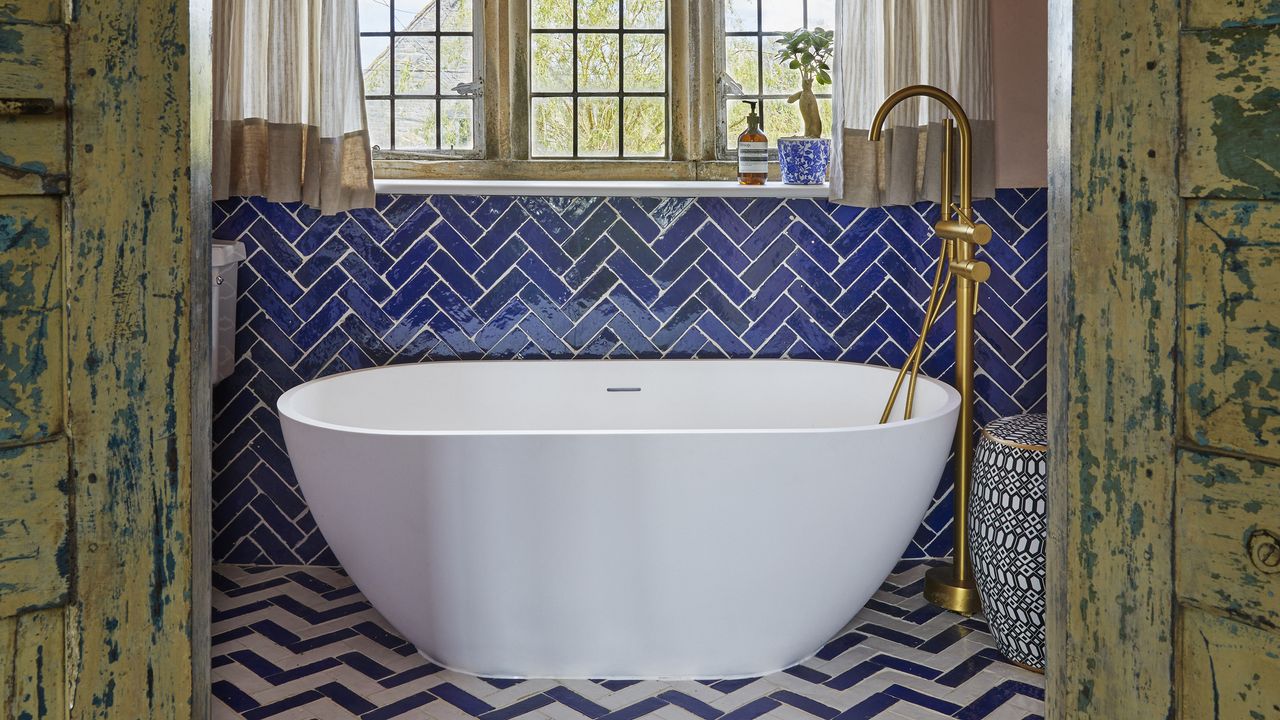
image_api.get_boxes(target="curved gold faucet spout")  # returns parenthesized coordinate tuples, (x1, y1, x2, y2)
(867, 84, 974, 212)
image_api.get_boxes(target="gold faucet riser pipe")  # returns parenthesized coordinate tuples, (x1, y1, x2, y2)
(954, 261, 976, 584)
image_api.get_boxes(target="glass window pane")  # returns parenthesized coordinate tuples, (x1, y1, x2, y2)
(395, 36, 437, 95)
(366, 99, 391, 150)
(725, 98, 751, 150)
(577, 97, 620, 156)
(724, 0, 756, 32)
(817, 97, 832, 138)
(530, 33, 573, 92)
(623, 34, 665, 92)
(623, 97, 665, 157)
(578, 0, 619, 28)
(532, 97, 573, 157)
(724, 36, 759, 95)
(440, 0, 472, 31)
(439, 36, 473, 93)
(395, 99, 438, 149)
(623, 0, 664, 29)
(364, 0, 479, 153)
(362, 36, 391, 95)
(763, 38, 799, 95)
(529, 0, 667, 160)
(806, 0, 835, 29)
(760, 2, 803, 32)
(763, 98, 801, 145)
(577, 33, 620, 92)
(393, 0, 436, 30)
(440, 98, 474, 150)
(531, 0, 573, 28)
(360, 0, 391, 32)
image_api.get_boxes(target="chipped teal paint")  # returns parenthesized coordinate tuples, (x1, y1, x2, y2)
(0, 153, 49, 177)
(0, 213, 56, 442)
(0, 318, 51, 440)
(1209, 90, 1280, 200)
(1218, 0, 1280, 27)
(0, 25, 23, 53)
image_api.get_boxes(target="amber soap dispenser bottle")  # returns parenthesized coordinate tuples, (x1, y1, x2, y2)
(737, 101, 768, 185)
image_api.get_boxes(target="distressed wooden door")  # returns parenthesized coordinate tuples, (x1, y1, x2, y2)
(1049, 0, 1279, 717)
(0, 0, 210, 717)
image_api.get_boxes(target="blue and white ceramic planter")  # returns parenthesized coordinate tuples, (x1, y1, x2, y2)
(777, 137, 831, 185)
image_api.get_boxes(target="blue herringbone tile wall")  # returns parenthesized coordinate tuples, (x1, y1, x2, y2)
(211, 189, 1047, 566)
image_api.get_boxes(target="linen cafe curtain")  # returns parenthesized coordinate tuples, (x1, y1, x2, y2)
(213, 0, 376, 215)
(830, 0, 996, 207)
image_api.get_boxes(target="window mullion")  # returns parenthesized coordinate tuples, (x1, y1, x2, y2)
(504, 0, 531, 160)
(669, 0, 695, 161)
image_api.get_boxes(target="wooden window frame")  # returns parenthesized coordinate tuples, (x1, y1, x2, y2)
(373, 0, 767, 182)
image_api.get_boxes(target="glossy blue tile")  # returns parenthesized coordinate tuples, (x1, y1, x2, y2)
(212, 191, 1047, 565)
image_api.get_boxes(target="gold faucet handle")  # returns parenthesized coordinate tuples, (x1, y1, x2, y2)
(950, 259, 991, 283)
(935, 219, 992, 246)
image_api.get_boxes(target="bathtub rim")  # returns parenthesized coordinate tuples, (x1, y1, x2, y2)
(276, 358, 962, 437)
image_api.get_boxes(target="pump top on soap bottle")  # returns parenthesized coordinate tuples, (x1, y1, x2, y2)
(737, 100, 768, 185)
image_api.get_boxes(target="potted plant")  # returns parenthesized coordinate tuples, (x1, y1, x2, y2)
(775, 27, 834, 185)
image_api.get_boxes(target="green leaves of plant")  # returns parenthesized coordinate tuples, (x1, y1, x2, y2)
(773, 27, 835, 87)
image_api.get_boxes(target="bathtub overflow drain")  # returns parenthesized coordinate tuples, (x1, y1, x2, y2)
(606, 387, 642, 392)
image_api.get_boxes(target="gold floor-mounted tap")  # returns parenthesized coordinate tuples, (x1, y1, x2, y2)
(870, 85, 991, 616)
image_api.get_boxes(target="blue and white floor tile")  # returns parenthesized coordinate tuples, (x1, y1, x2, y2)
(212, 560, 1045, 720)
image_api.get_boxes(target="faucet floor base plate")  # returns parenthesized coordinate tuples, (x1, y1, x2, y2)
(924, 565, 982, 615)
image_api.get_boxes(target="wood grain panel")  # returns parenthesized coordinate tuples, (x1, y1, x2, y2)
(1186, 0, 1280, 29)
(1180, 608, 1280, 720)
(2, 607, 66, 719)
(1181, 28, 1280, 201)
(1045, 0, 1181, 717)
(0, 0, 61, 23)
(0, 22, 62, 96)
(0, 196, 62, 443)
(0, 616, 10, 709)
(0, 438, 69, 617)
(1183, 200, 1280, 461)
(63, 0, 198, 714)
(0, 22, 67, 195)
(1178, 451, 1280, 631)
(0, 115, 67, 195)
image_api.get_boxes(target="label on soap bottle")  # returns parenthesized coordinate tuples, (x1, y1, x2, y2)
(738, 142, 768, 173)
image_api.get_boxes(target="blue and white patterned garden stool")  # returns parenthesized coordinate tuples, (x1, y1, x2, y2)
(968, 413, 1048, 672)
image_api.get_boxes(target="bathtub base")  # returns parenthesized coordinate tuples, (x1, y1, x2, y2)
(415, 646, 829, 682)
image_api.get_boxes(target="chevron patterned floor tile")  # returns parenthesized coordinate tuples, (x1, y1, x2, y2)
(211, 560, 1045, 720)
(211, 190, 1048, 567)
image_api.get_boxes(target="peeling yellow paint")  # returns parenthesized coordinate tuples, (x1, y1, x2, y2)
(1177, 451, 1280, 631)
(1049, 1, 1280, 718)
(1183, 200, 1280, 462)
(1181, 28, 1280, 201)
(1180, 608, 1280, 720)
(1, 0, 203, 715)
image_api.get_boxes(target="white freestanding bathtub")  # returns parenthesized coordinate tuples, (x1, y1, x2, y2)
(278, 359, 960, 679)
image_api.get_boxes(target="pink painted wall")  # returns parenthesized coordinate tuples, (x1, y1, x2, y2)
(991, 0, 1048, 187)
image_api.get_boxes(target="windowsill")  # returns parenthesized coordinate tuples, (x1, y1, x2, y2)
(372, 178, 831, 198)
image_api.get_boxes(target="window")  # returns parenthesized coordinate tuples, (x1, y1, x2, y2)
(359, 0, 482, 155)
(721, 0, 834, 152)
(528, 0, 669, 159)
(358, 0, 840, 179)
